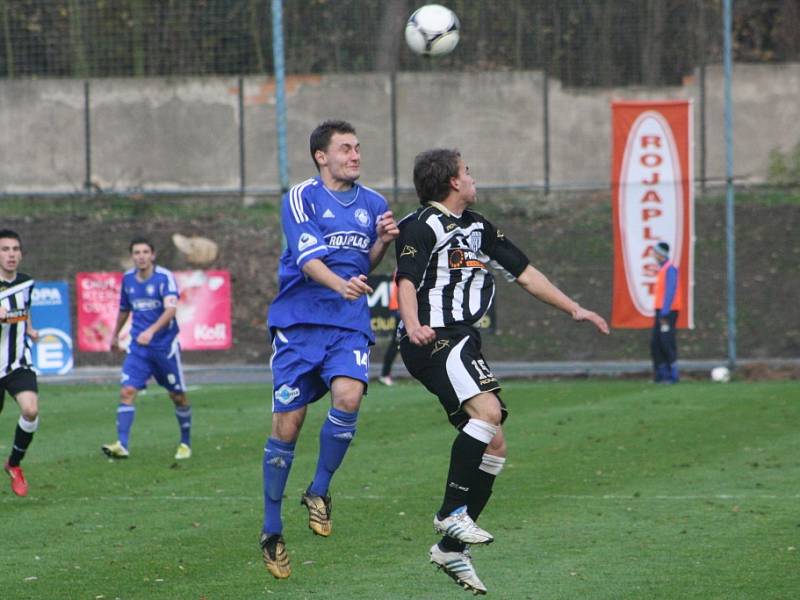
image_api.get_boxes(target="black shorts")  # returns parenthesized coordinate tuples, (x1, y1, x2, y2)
(0, 368, 38, 414)
(400, 324, 506, 429)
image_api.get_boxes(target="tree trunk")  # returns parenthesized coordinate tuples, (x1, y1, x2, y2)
(375, 0, 408, 72)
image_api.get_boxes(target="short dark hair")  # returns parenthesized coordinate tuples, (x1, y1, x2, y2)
(129, 237, 155, 253)
(413, 148, 461, 205)
(0, 229, 21, 243)
(655, 241, 670, 257)
(309, 120, 357, 170)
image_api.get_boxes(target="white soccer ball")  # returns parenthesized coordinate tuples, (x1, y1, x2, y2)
(405, 4, 460, 57)
(710, 366, 731, 383)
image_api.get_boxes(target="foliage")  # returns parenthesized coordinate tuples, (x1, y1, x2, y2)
(0, 0, 799, 83)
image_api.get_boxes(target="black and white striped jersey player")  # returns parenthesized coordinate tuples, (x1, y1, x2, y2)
(395, 149, 609, 595)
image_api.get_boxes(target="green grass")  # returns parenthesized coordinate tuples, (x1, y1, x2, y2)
(1, 380, 799, 599)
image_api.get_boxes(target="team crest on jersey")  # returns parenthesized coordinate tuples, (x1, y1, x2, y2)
(274, 384, 300, 405)
(298, 232, 318, 251)
(467, 231, 482, 254)
(146, 284, 155, 296)
(354, 208, 370, 227)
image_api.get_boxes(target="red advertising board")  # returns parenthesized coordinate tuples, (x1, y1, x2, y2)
(76, 270, 231, 351)
(76, 272, 125, 352)
(611, 100, 694, 329)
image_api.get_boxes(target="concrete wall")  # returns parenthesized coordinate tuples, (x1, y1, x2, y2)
(1, 63, 799, 194)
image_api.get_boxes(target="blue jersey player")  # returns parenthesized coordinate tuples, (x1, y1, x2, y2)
(102, 238, 192, 461)
(260, 120, 399, 579)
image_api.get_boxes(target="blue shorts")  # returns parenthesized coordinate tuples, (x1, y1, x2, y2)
(121, 339, 186, 393)
(269, 324, 370, 413)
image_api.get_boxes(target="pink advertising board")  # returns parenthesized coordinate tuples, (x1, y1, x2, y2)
(76, 270, 231, 351)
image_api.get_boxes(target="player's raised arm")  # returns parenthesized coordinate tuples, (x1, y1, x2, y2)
(515, 264, 609, 334)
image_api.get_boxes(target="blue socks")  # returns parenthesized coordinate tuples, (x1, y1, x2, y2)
(116, 404, 136, 449)
(175, 406, 192, 446)
(309, 408, 358, 498)
(263, 437, 296, 535)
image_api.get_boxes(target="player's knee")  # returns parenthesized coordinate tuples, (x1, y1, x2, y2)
(487, 434, 506, 457)
(271, 410, 304, 443)
(19, 414, 39, 432)
(20, 407, 38, 423)
(474, 403, 502, 426)
(119, 387, 137, 404)
(170, 392, 189, 407)
(333, 394, 362, 413)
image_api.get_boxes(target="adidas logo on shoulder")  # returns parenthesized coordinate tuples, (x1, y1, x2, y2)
(323, 208, 335, 219)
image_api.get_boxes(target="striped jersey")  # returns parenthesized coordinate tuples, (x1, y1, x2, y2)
(267, 176, 389, 341)
(395, 203, 529, 330)
(0, 273, 34, 375)
(119, 265, 180, 350)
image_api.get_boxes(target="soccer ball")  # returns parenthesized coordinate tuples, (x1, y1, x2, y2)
(404, 4, 460, 57)
(710, 366, 731, 383)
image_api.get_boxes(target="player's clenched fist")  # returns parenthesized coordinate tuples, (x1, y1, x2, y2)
(408, 324, 436, 346)
(340, 274, 373, 301)
(376, 210, 400, 243)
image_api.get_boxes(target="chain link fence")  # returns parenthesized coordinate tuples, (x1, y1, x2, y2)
(2, 1, 799, 80)
(1, 1, 798, 366)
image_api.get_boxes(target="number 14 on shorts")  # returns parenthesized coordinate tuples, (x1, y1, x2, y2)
(353, 350, 369, 367)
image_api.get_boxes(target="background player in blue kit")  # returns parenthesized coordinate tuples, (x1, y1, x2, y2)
(260, 120, 399, 579)
(102, 238, 192, 461)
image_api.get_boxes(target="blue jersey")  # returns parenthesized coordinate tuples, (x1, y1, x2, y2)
(120, 265, 180, 350)
(267, 176, 389, 341)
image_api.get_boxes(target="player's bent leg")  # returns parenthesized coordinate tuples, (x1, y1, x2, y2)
(303, 377, 363, 537)
(468, 427, 506, 520)
(435, 393, 501, 545)
(169, 392, 192, 459)
(430, 543, 487, 595)
(103, 386, 137, 458)
(261, 407, 304, 572)
(5, 391, 39, 497)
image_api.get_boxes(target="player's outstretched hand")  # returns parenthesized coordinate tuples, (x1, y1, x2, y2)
(376, 210, 400, 243)
(408, 324, 437, 346)
(341, 274, 373, 301)
(27, 327, 39, 342)
(572, 306, 610, 335)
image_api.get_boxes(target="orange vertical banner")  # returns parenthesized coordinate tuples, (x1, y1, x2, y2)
(611, 100, 694, 329)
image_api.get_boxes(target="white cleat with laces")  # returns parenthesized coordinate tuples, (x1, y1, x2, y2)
(430, 543, 487, 595)
(433, 505, 494, 545)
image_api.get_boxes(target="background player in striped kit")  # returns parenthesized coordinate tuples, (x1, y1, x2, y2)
(396, 149, 609, 594)
(101, 237, 192, 461)
(0, 229, 41, 497)
(260, 120, 398, 579)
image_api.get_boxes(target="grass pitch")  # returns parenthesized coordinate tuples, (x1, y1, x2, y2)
(0, 379, 798, 599)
